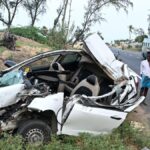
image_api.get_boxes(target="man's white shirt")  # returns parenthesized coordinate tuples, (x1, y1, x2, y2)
(140, 60, 150, 77)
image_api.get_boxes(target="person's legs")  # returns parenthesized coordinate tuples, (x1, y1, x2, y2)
(140, 87, 148, 97)
(143, 87, 149, 97)
(140, 87, 149, 105)
(140, 87, 145, 96)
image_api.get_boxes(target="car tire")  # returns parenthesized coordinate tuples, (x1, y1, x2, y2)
(17, 119, 51, 144)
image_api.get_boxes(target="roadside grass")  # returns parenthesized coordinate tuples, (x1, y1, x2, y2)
(0, 121, 149, 150)
(16, 41, 50, 49)
(0, 46, 6, 54)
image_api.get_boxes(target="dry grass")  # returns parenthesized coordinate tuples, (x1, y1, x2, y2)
(0, 35, 50, 70)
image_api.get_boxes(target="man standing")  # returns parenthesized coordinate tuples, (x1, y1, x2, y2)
(140, 51, 150, 105)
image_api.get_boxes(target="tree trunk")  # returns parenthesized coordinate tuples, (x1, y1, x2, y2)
(66, 0, 72, 39)
(62, 0, 69, 30)
(52, 6, 63, 31)
(31, 17, 36, 26)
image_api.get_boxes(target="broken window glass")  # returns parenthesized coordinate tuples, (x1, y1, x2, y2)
(0, 70, 23, 87)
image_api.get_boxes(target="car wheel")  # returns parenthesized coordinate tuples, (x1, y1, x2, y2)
(17, 119, 51, 144)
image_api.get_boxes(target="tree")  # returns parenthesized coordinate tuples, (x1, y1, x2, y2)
(66, 0, 73, 38)
(61, 0, 69, 30)
(22, 0, 47, 26)
(52, 0, 74, 43)
(53, 0, 70, 32)
(0, 0, 23, 29)
(52, 5, 64, 31)
(134, 28, 145, 36)
(135, 35, 148, 43)
(73, 0, 133, 44)
(128, 25, 134, 40)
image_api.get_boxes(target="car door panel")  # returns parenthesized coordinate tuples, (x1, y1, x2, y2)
(61, 103, 127, 135)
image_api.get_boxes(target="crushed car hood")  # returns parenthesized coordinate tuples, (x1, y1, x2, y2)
(84, 34, 128, 81)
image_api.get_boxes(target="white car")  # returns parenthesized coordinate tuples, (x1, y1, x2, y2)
(0, 34, 144, 143)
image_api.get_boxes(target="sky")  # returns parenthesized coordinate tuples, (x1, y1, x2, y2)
(0, 0, 150, 43)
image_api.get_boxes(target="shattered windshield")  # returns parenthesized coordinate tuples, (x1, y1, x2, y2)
(0, 70, 23, 87)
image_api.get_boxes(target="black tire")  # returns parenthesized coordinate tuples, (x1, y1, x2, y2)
(17, 119, 51, 144)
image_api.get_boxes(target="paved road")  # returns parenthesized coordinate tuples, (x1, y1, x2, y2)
(111, 47, 142, 74)
(111, 47, 150, 115)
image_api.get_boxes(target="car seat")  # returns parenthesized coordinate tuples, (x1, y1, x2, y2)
(50, 62, 66, 92)
(70, 75, 100, 96)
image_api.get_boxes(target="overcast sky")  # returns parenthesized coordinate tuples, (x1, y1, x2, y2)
(0, 0, 150, 42)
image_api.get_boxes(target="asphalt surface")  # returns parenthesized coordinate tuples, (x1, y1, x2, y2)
(111, 47, 142, 74)
(111, 47, 150, 114)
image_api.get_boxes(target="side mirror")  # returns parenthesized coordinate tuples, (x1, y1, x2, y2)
(4, 60, 16, 68)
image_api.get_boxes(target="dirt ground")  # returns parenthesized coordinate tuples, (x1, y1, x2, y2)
(0, 35, 50, 70)
(127, 103, 150, 134)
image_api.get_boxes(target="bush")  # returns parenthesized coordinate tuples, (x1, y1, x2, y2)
(10, 27, 67, 49)
(10, 27, 47, 44)
(0, 133, 23, 150)
(47, 30, 67, 50)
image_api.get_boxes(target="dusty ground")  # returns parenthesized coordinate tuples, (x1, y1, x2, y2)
(126, 92, 150, 132)
(127, 105, 150, 132)
(0, 35, 50, 70)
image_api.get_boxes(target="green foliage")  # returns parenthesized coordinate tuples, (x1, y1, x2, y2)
(0, 46, 5, 53)
(0, 133, 24, 150)
(10, 27, 47, 44)
(47, 30, 67, 49)
(0, 122, 150, 150)
(127, 45, 132, 49)
(9, 26, 67, 49)
(135, 35, 148, 43)
(114, 39, 129, 45)
(117, 122, 150, 149)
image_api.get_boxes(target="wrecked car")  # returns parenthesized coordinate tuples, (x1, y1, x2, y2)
(0, 34, 145, 143)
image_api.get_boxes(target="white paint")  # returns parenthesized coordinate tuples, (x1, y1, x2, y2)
(28, 92, 64, 131)
(0, 84, 24, 108)
(125, 96, 145, 112)
(62, 103, 127, 135)
(85, 34, 125, 80)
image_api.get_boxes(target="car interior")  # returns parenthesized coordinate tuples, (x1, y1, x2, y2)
(24, 52, 114, 99)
